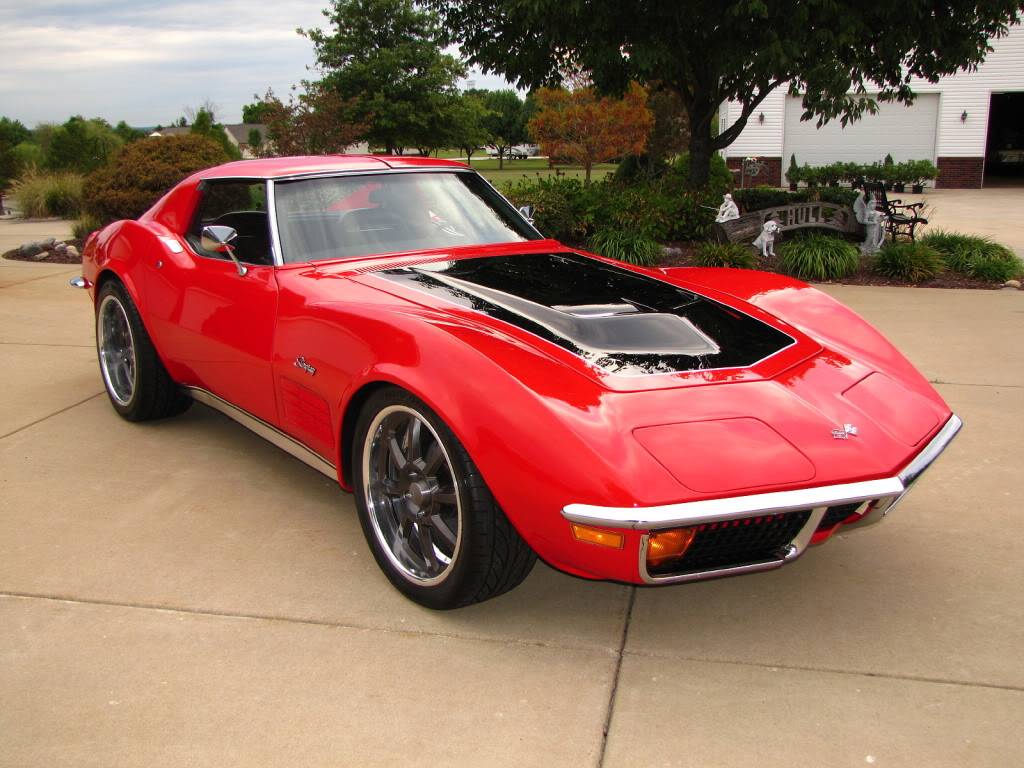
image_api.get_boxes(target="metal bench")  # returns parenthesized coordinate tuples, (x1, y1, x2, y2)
(713, 202, 863, 245)
(866, 183, 928, 241)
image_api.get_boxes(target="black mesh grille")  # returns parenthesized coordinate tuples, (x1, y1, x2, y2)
(816, 502, 864, 531)
(648, 510, 812, 577)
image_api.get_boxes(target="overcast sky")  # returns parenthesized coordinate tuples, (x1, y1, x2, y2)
(0, 0, 511, 128)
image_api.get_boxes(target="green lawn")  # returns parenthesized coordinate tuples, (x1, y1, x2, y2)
(388, 152, 616, 185)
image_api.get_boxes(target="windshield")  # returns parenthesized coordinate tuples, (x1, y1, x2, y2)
(273, 171, 539, 263)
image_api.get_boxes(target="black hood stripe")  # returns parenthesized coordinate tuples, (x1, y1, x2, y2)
(376, 253, 794, 376)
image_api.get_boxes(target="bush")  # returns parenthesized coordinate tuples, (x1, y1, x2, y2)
(815, 186, 858, 206)
(778, 232, 859, 280)
(72, 213, 103, 240)
(587, 228, 662, 266)
(83, 135, 230, 225)
(872, 241, 945, 282)
(10, 170, 84, 218)
(694, 241, 757, 269)
(919, 229, 1021, 281)
(672, 152, 733, 197)
(505, 176, 593, 243)
(732, 186, 801, 211)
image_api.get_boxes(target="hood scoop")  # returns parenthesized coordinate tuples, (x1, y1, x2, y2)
(374, 252, 795, 376)
(430, 273, 720, 357)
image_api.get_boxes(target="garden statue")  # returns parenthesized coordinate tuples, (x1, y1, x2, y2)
(715, 193, 739, 223)
(853, 188, 887, 254)
(752, 219, 780, 257)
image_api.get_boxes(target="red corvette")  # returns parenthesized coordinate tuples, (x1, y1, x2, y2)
(73, 156, 961, 609)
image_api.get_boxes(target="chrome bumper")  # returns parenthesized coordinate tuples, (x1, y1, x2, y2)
(561, 414, 963, 584)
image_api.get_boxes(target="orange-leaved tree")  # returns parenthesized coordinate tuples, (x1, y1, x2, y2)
(528, 82, 653, 183)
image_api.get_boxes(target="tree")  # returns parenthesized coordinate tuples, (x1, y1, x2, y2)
(303, 0, 465, 154)
(257, 87, 367, 156)
(242, 100, 273, 124)
(528, 82, 653, 183)
(469, 89, 527, 169)
(46, 116, 123, 173)
(190, 108, 242, 161)
(114, 121, 146, 143)
(432, 0, 1022, 186)
(448, 93, 494, 163)
(0, 117, 32, 187)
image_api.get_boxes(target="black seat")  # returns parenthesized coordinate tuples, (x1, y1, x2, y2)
(866, 183, 928, 241)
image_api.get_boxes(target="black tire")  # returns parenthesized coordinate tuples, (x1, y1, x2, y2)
(95, 279, 191, 422)
(353, 386, 536, 609)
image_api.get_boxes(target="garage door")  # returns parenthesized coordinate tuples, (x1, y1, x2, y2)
(783, 94, 939, 167)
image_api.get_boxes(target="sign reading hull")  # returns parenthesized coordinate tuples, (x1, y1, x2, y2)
(377, 253, 796, 375)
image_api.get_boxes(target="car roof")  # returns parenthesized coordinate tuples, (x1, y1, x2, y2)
(200, 155, 469, 180)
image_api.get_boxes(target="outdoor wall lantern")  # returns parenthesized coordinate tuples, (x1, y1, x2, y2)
(758, 112, 765, 124)
(961, 110, 968, 122)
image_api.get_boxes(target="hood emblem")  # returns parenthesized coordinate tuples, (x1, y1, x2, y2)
(294, 356, 317, 376)
(832, 423, 859, 440)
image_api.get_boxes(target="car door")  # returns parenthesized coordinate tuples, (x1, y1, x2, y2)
(145, 179, 280, 425)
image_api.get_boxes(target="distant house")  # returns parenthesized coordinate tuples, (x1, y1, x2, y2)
(719, 24, 1024, 188)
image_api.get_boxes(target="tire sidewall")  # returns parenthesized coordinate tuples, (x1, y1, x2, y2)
(95, 281, 141, 419)
(352, 387, 477, 609)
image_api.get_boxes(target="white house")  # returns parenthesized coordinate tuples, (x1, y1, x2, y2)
(719, 24, 1024, 188)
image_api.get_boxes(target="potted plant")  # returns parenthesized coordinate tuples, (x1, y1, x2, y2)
(787, 154, 800, 191)
(821, 163, 841, 187)
(891, 161, 910, 193)
(803, 164, 820, 189)
(910, 160, 939, 193)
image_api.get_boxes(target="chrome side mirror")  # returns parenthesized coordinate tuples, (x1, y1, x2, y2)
(518, 205, 535, 225)
(200, 225, 247, 276)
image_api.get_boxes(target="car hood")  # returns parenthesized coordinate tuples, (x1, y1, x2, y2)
(349, 248, 823, 392)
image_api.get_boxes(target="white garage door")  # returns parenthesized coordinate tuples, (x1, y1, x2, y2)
(783, 94, 939, 168)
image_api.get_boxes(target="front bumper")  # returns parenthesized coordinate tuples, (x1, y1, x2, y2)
(561, 414, 963, 584)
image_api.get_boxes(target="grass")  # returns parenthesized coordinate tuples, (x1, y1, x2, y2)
(872, 241, 945, 282)
(693, 242, 757, 269)
(778, 232, 860, 280)
(919, 229, 1022, 282)
(587, 228, 662, 266)
(10, 170, 84, 219)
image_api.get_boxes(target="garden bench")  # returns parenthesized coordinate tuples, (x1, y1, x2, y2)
(866, 183, 928, 242)
(713, 202, 863, 245)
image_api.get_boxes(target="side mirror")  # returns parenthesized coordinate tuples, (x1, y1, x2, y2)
(200, 225, 247, 276)
(518, 205, 535, 225)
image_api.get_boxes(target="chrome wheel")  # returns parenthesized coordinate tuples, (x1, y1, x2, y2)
(97, 294, 137, 406)
(362, 405, 462, 585)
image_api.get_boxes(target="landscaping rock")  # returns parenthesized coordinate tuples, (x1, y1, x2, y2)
(65, 246, 80, 259)
(30, 250, 50, 261)
(54, 242, 68, 254)
(1004, 279, 1021, 290)
(661, 246, 683, 259)
(41, 237, 56, 249)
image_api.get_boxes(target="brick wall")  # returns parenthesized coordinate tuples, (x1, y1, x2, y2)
(726, 156, 783, 188)
(936, 157, 984, 188)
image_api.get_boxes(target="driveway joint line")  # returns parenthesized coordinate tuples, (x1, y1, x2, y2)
(0, 341, 93, 348)
(622, 648, 1024, 694)
(0, 591, 621, 657)
(0, 392, 104, 441)
(0, 268, 80, 289)
(597, 587, 636, 768)
(930, 379, 1024, 389)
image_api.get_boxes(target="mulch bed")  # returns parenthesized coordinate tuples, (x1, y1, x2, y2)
(3, 239, 85, 264)
(656, 241, 1005, 290)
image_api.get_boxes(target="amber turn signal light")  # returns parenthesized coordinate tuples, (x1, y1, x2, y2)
(646, 528, 697, 568)
(570, 523, 625, 549)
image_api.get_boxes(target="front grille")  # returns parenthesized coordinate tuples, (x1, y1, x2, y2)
(816, 502, 864, 531)
(648, 509, 812, 577)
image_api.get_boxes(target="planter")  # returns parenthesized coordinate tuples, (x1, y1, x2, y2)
(912, 184, 924, 194)
(789, 182, 798, 191)
(893, 183, 905, 193)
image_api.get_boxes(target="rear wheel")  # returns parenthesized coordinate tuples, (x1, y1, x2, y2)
(95, 280, 190, 422)
(353, 387, 536, 609)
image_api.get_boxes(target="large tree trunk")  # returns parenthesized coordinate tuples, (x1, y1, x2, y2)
(584, 161, 592, 184)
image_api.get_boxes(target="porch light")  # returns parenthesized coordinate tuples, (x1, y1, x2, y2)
(961, 110, 968, 122)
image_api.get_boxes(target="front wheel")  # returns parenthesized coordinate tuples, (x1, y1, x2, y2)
(353, 387, 536, 609)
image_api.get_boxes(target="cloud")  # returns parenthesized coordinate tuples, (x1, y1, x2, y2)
(0, 1, 327, 126)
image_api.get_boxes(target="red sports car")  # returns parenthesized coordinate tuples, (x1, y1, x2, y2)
(73, 156, 961, 609)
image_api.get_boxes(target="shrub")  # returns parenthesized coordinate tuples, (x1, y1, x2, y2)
(919, 229, 1022, 281)
(72, 213, 103, 240)
(672, 152, 733, 196)
(732, 186, 804, 211)
(10, 170, 84, 218)
(872, 241, 945, 282)
(505, 175, 593, 243)
(83, 135, 230, 225)
(778, 232, 859, 280)
(694, 241, 757, 269)
(587, 228, 662, 266)
(815, 186, 858, 206)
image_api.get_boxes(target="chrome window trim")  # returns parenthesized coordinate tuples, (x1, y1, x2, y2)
(184, 386, 336, 479)
(266, 179, 285, 267)
(561, 413, 962, 531)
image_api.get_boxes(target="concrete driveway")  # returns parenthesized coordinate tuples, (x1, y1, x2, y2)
(1, 246, 1022, 766)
